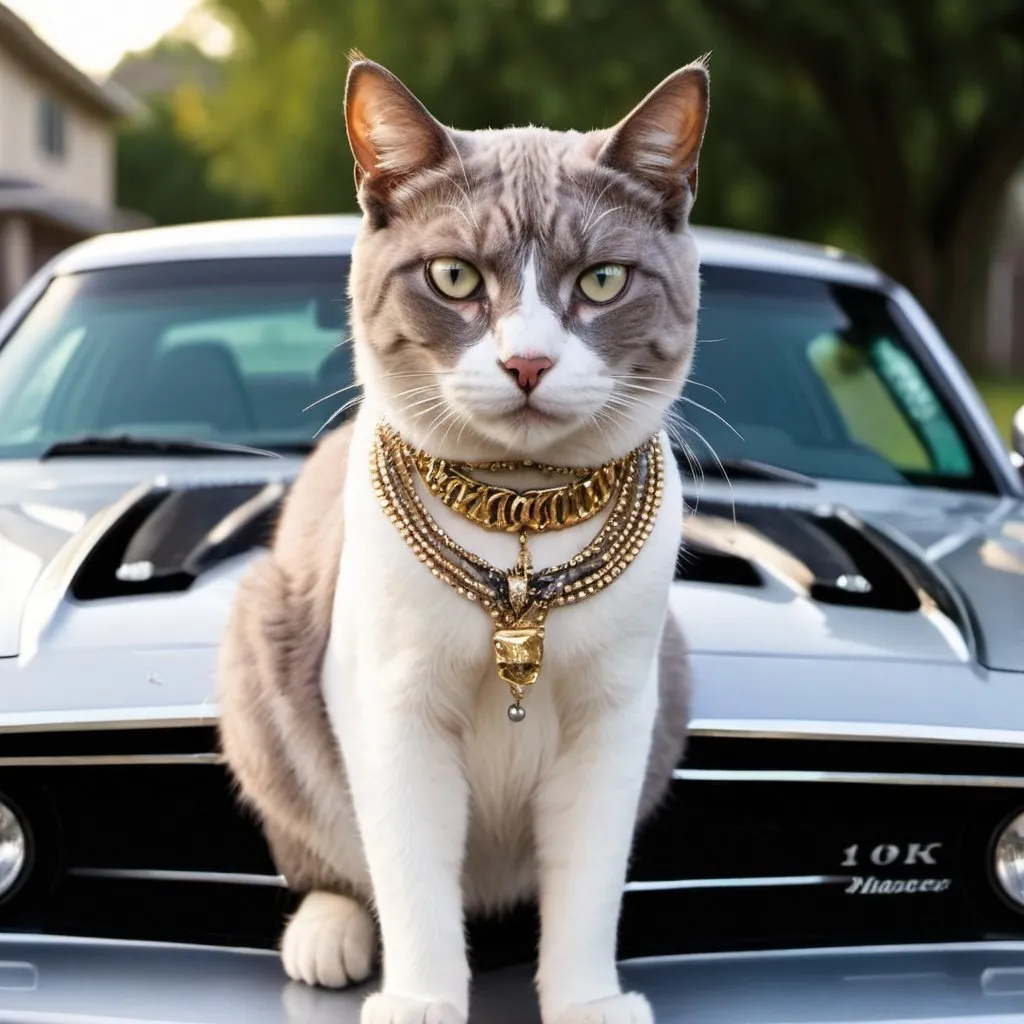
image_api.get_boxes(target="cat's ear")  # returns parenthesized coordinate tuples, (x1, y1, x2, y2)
(598, 57, 710, 218)
(345, 54, 451, 203)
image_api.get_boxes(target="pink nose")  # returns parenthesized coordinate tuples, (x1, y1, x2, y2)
(501, 356, 553, 392)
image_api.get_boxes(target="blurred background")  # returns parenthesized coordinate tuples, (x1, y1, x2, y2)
(1, 0, 1023, 437)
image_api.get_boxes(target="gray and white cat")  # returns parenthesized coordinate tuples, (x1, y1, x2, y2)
(217, 54, 709, 1024)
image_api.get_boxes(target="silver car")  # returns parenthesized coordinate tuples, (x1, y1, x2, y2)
(1, 215, 1024, 1023)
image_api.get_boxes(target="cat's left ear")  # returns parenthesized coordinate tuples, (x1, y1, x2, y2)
(598, 57, 710, 220)
(345, 54, 451, 204)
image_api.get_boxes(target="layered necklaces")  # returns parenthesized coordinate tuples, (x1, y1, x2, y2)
(370, 422, 665, 722)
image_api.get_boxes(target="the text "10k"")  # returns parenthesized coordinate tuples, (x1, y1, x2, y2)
(841, 842, 942, 868)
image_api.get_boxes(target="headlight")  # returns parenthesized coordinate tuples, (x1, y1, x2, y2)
(0, 800, 27, 898)
(994, 810, 1024, 908)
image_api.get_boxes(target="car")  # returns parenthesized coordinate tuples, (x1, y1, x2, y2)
(0, 214, 1024, 1023)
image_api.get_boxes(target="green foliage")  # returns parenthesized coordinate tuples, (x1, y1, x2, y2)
(116, 95, 266, 226)
(113, 39, 265, 226)
(977, 377, 1024, 443)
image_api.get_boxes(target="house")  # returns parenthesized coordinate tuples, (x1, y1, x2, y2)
(0, 2, 146, 306)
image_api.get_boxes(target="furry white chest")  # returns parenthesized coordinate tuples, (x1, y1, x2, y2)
(321, 411, 682, 830)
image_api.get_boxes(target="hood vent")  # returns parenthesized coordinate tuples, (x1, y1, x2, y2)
(677, 500, 955, 615)
(71, 481, 287, 601)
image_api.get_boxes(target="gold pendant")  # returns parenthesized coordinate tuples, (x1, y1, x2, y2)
(493, 624, 545, 722)
(496, 532, 543, 722)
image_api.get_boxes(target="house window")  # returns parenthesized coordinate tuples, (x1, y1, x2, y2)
(38, 97, 66, 159)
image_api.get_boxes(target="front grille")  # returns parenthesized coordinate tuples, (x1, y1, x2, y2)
(0, 727, 1023, 968)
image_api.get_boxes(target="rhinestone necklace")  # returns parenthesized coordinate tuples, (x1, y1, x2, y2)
(371, 422, 664, 721)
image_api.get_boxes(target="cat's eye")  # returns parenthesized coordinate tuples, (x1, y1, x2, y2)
(577, 263, 629, 304)
(426, 257, 483, 300)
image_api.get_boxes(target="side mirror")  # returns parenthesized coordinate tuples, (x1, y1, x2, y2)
(1013, 405, 1024, 473)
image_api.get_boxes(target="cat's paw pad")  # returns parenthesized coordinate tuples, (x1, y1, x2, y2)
(553, 992, 653, 1024)
(281, 891, 377, 988)
(360, 993, 466, 1024)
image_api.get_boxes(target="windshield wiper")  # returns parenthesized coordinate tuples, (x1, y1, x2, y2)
(675, 451, 817, 487)
(40, 433, 282, 460)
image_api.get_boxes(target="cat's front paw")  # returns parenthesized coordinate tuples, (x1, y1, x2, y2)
(281, 891, 377, 988)
(361, 993, 466, 1024)
(552, 992, 653, 1024)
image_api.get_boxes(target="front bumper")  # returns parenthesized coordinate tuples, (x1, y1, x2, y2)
(1, 937, 1024, 1022)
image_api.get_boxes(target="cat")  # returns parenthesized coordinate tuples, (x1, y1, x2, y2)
(217, 52, 708, 1024)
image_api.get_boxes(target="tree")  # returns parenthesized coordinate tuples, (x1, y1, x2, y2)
(113, 39, 264, 226)
(701, 0, 1024, 364)
(117, 95, 266, 226)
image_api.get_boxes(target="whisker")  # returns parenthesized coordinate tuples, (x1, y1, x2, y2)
(678, 419, 736, 525)
(581, 179, 617, 235)
(613, 373, 727, 404)
(678, 396, 744, 440)
(391, 384, 442, 402)
(436, 407, 467, 453)
(303, 381, 364, 412)
(314, 395, 362, 437)
(587, 205, 624, 232)
(445, 141, 480, 234)
(686, 380, 727, 402)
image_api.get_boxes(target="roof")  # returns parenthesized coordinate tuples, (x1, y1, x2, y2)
(49, 215, 887, 286)
(0, 180, 149, 235)
(0, 3, 135, 119)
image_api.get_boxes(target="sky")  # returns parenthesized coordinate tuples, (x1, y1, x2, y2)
(5, 0, 228, 76)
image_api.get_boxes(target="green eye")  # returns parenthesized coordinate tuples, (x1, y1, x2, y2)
(577, 263, 629, 304)
(427, 257, 482, 300)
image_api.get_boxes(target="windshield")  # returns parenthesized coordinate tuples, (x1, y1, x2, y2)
(0, 257, 353, 459)
(0, 256, 989, 491)
(678, 265, 989, 491)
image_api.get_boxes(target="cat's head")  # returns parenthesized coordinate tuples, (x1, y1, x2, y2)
(344, 54, 709, 463)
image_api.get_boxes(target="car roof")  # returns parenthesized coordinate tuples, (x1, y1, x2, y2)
(50, 214, 886, 287)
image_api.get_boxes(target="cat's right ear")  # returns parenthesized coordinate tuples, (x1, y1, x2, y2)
(598, 57, 710, 225)
(345, 55, 451, 208)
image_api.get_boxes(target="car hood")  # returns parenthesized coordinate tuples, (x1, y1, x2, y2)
(0, 455, 302, 662)
(0, 457, 1023, 726)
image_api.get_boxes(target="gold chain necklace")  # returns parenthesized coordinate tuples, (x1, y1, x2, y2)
(371, 422, 664, 722)
(403, 445, 629, 534)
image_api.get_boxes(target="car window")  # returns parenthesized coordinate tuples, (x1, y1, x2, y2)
(0, 254, 992, 492)
(678, 266, 988, 491)
(163, 309, 342, 377)
(0, 326, 86, 444)
(0, 257, 354, 458)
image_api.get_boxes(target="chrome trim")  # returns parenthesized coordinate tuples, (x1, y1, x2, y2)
(69, 868, 287, 887)
(2, 710, 1023, 750)
(0, 931, 277, 957)
(674, 767, 1024, 789)
(17, 479, 166, 666)
(0, 754, 220, 767)
(624, 874, 850, 893)
(620, 938, 1024, 966)
(0, 705, 220, 734)
(71, 866, 845, 894)
(688, 719, 1024, 748)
